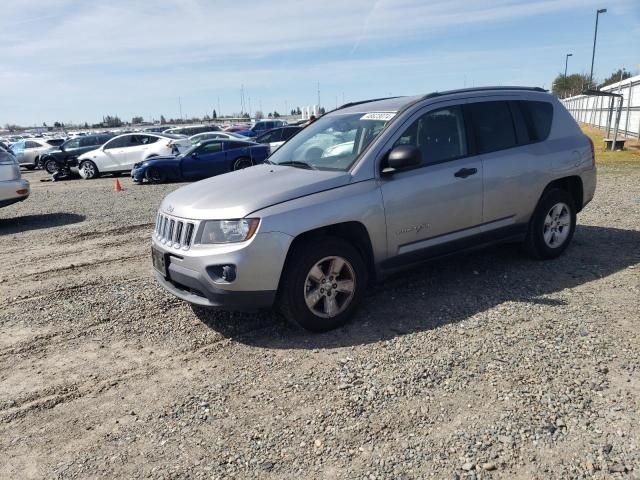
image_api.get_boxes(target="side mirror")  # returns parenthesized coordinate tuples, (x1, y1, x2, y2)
(383, 145, 421, 174)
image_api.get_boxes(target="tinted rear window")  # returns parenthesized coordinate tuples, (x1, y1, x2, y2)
(466, 101, 517, 154)
(518, 100, 553, 142)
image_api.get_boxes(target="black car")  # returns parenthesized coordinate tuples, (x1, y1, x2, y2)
(255, 126, 303, 146)
(39, 134, 114, 174)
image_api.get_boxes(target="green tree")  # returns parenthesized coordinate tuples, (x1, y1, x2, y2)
(54, 121, 62, 128)
(212, 109, 217, 120)
(551, 72, 594, 98)
(132, 116, 144, 124)
(272, 111, 280, 118)
(160, 115, 167, 125)
(255, 111, 264, 120)
(599, 69, 632, 88)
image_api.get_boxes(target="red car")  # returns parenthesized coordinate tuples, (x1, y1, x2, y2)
(224, 125, 251, 132)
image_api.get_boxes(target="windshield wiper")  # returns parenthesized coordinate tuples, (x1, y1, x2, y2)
(276, 161, 316, 170)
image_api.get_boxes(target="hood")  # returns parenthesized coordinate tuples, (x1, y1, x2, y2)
(161, 163, 351, 219)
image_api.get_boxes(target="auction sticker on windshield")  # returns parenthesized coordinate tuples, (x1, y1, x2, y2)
(360, 112, 396, 121)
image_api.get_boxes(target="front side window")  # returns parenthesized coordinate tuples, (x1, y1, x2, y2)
(268, 112, 390, 171)
(197, 142, 223, 154)
(393, 106, 467, 166)
(466, 101, 516, 154)
(64, 138, 81, 149)
(104, 136, 129, 149)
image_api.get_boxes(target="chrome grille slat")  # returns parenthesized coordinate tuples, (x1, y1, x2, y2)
(154, 212, 195, 250)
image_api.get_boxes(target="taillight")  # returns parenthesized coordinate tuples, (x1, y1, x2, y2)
(587, 136, 595, 167)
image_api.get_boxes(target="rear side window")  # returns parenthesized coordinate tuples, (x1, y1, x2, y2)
(466, 101, 516, 154)
(518, 100, 553, 142)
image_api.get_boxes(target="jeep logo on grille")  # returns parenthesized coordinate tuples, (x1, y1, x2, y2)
(164, 205, 174, 214)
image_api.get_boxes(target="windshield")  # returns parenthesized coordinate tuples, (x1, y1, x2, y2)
(267, 112, 391, 171)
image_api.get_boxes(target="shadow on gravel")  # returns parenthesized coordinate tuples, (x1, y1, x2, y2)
(193, 225, 640, 348)
(0, 213, 85, 235)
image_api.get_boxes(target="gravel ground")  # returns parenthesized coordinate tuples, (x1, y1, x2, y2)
(1, 165, 639, 479)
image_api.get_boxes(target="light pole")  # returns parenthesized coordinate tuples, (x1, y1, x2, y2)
(589, 8, 607, 90)
(564, 53, 573, 97)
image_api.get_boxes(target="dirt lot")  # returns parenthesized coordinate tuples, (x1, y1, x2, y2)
(1, 161, 639, 479)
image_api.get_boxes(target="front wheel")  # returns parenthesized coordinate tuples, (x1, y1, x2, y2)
(278, 237, 367, 332)
(144, 167, 165, 184)
(78, 160, 99, 180)
(232, 157, 252, 171)
(524, 188, 576, 259)
(44, 159, 59, 174)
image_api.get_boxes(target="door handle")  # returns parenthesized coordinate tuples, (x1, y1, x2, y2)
(454, 167, 478, 178)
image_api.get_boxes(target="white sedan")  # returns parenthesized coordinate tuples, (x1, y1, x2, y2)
(77, 133, 191, 179)
(189, 131, 249, 145)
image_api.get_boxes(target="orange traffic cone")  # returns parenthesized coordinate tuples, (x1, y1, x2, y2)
(114, 179, 123, 192)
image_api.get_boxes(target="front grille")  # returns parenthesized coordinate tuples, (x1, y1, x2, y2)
(154, 212, 196, 250)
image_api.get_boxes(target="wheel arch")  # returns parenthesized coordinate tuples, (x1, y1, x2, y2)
(542, 175, 584, 212)
(277, 221, 376, 296)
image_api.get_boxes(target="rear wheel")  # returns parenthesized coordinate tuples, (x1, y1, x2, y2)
(79, 160, 99, 179)
(232, 157, 252, 171)
(278, 237, 367, 332)
(145, 167, 165, 184)
(524, 188, 576, 259)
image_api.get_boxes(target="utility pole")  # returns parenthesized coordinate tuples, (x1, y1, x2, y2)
(178, 97, 183, 121)
(317, 81, 321, 109)
(589, 8, 607, 90)
(217, 96, 221, 118)
(564, 53, 573, 98)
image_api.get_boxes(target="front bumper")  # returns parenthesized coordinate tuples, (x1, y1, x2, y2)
(131, 167, 145, 183)
(152, 230, 293, 310)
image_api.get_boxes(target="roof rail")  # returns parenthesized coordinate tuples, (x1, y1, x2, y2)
(330, 96, 401, 114)
(424, 86, 547, 99)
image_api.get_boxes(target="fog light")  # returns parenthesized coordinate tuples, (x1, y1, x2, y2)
(207, 264, 236, 283)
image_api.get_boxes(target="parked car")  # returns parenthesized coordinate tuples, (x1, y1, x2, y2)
(236, 120, 287, 137)
(39, 134, 114, 174)
(163, 125, 221, 136)
(0, 149, 29, 208)
(10, 138, 64, 169)
(223, 125, 251, 132)
(77, 133, 192, 179)
(255, 126, 303, 153)
(132, 139, 269, 184)
(189, 131, 249, 145)
(150, 87, 596, 332)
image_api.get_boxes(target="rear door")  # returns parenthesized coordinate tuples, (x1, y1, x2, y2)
(466, 98, 550, 230)
(181, 141, 225, 180)
(379, 103, 484, 262)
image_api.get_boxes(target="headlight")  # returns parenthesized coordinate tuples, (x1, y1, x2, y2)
(200, 219, 259, 244)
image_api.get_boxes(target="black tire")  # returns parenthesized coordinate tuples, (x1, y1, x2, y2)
(145, 167, 165, 184)
(44, 158, 59, 174)
(278, 236, 368, 332)
(79, 160, 99, 180)
(524, 188, 576, 259)
(232, 157, 252, 171)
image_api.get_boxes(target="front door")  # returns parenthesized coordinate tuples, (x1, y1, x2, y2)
(379, 104, 483, 261)
(181, 141, 225, 180)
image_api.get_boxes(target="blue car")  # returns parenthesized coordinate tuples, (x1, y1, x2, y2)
(131, 139, 269, 184)
(236, 119, 287, 137)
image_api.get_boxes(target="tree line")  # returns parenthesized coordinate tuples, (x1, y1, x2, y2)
(552, 68, 633, 98)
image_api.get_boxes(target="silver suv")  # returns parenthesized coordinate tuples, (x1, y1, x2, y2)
(152, 87, 596, 332)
